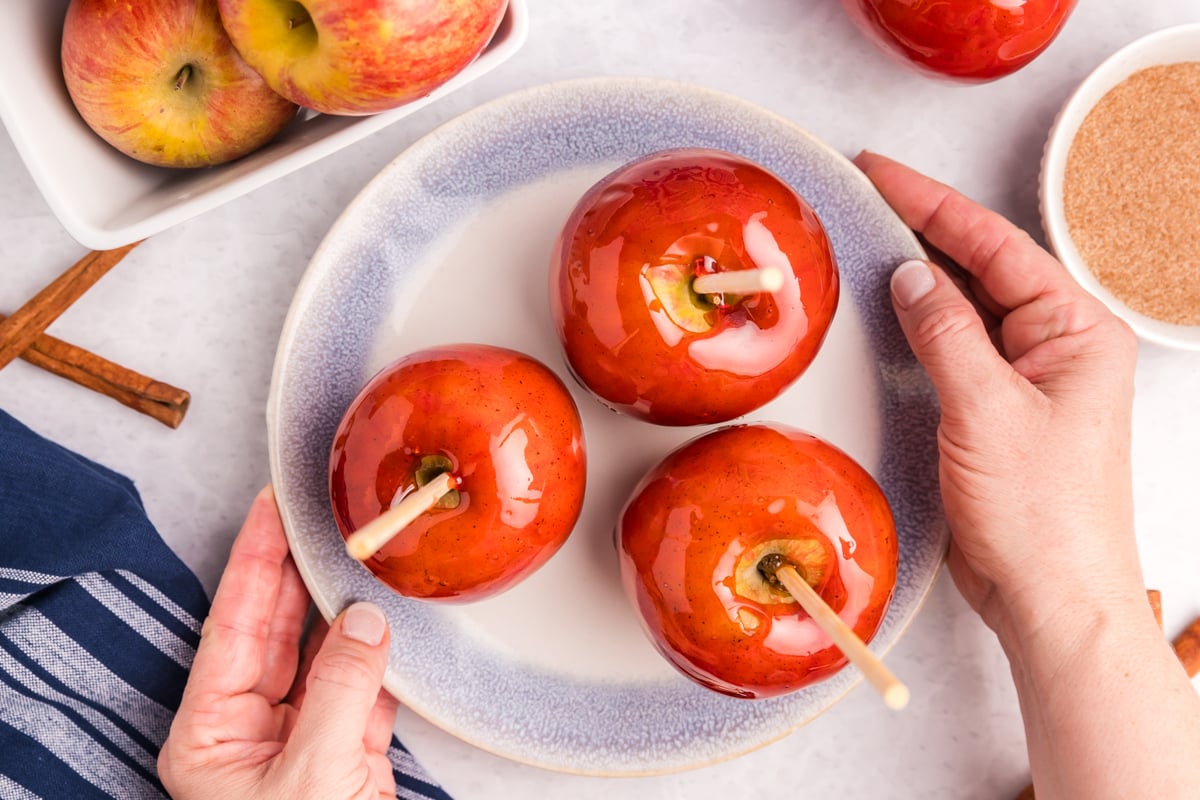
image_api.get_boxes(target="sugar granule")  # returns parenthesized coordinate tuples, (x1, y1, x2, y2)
(1063, 62, 1200, 326)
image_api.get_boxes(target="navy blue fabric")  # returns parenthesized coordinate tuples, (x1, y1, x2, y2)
(0, 410, 452, 800)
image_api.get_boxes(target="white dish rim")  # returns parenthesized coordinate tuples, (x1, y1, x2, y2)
(1039, 22, 1200, 350)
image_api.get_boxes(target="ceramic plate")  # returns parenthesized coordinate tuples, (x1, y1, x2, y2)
(267, 77, 945, 776)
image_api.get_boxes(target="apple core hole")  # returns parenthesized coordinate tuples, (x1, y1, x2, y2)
(689, 255, 722, 309)
(414, 454, 460, 509)
(275, 0, 318, 51)
(285, 1, 311, 28)
(757, 552, 806, 590)
(686, 278, 719, 310)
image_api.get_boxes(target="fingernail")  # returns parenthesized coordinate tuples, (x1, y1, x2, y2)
(342, 602, 386, 646)
(891, 260, 936, 310)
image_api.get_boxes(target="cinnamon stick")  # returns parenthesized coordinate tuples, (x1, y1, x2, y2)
(1149, 589, 1164, 630)
(3, 313, 189, 428)
(1172, 617, 1200, 679)
(0, 241, 140, 371)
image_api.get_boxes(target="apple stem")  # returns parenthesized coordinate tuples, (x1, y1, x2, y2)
(288, 15, 311, 30)
(173, 64, 192, 92)
(692, 266, 786, 298)
(763, 559, 910, 711)
(344, 471, 459, 561)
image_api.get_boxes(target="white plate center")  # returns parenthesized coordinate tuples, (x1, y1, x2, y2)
(367, 165, 882, 683)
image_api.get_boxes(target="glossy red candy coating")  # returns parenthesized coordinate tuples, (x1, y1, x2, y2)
(840, 0, 1077, 83)
(329, 344, 586, 603)
(550, 148, 838, 427)
(618, 424, 897, 698)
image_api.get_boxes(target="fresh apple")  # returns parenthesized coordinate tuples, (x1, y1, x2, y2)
(617, 423, 897, 698)
(61, 0, 298, 168)
(839, 0, 1078, 82)
(550, 148, 839, 427)
(329, 343, 586, 602)
(217, 0, 509, 115)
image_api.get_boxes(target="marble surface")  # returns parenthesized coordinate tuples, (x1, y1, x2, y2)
(1, 2, 1198, 799)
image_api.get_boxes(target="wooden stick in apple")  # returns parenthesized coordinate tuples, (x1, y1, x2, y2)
(691, 266, 786, 297)
(759, 553, 910, 711)
(344, 471, 459, 561)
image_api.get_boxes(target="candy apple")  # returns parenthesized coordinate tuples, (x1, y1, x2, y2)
(839, 0, 1078, 83)
(61, 0, 298, 168)
(550, 148, 839, 427)
(329, 344, 586, 602)
(217, 0, 509, 115)
(617, 423, 897, 698)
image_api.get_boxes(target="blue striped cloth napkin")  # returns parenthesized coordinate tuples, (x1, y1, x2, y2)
(0, 410, 452, 800)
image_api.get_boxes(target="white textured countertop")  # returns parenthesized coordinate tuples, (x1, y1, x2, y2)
(2, 3, 1198, 799)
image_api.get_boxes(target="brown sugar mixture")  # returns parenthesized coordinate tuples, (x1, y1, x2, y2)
(1064, 62, 1200, 326)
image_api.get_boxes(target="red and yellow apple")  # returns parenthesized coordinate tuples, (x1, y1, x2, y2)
(550, 148, 839, 427)
(217, 0, 509, 115)
(61, 0, 298, 168)
(618, 423, 897, 698)
(839, 0, 1078, 83)
(329, 344, 587, 602)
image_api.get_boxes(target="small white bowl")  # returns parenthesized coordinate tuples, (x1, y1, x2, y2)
(1040, 23, 1200, 351)
(0, 0, 528, 251)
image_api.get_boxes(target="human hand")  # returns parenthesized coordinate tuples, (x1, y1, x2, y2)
(158, 486, 400, 800)
(855, 151, 1147, 643)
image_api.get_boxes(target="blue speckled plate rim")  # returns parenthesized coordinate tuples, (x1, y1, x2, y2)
(266, 76, 948, 776)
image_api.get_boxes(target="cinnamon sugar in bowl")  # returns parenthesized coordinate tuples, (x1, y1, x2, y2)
(1041, 24, 1200, 350)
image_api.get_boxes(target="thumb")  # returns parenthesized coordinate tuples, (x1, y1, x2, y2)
(289, 602, 390, 758)
(889, 259, 1012, 418)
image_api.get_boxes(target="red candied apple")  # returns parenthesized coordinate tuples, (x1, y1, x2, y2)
(839, 0, 1077, 83)
(550, 148, 839, 427)
(618, 423, 897, 699)
(329, 344, 586, 602)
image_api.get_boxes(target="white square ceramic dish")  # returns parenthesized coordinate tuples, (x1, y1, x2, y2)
(0, 0, 529, 250)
